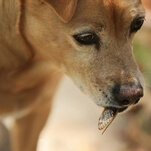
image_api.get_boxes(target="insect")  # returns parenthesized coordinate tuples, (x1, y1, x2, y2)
(98, 107, 118, 134)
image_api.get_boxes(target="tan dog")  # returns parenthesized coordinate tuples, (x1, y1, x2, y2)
(0, 0, 145, 151)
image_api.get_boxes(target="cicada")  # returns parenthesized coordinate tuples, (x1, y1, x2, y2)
(98, 107, 118, 134)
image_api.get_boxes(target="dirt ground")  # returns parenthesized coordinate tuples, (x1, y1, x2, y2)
(37, 76, 128, 151)
(37, 76, 151, 151)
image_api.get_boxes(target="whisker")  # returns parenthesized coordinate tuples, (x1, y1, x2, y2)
(142, 71, 151, 74)
(145, 83, 151, 88)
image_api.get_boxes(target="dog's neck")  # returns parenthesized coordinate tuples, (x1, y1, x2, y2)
(0, 0, 59, 92)
(0, 0, 18, 33)
(0, 0, 33, 71)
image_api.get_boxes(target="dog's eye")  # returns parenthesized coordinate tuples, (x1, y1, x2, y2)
(73, 32, 99, 45)
(130, 17, 145, 33)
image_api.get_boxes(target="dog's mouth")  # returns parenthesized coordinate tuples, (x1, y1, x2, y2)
(98, 106, 128, 134)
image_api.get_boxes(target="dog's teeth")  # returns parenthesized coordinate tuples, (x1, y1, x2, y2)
(98, 107, 118, 133)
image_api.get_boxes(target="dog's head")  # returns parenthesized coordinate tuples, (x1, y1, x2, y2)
(23, 0, 145, 111)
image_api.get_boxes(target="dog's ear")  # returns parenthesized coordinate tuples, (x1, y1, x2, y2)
(42, 0, 78, 22)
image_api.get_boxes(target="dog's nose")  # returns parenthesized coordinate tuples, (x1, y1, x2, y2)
(112, 83, 143, 106)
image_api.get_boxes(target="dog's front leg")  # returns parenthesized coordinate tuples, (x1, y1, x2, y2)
(9, 70, 63, 151)
(10, 101, 51, 151)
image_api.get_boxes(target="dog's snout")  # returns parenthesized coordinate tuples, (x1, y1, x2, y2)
(113, 83, 143, 106)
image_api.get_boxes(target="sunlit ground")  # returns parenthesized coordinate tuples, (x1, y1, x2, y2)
(37, 76, 127, 151)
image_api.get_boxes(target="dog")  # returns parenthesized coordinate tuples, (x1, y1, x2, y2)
(0, 0, 145, 151)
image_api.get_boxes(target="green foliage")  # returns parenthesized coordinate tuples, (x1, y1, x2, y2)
(133, 39, 151, 87)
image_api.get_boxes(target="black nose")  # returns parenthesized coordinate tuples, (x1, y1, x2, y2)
(112, 83, 143, 106)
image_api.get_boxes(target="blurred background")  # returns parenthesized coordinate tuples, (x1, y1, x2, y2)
(0, 1, 151, 151)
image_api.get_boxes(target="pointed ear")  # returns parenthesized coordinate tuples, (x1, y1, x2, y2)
(42, 0, 78, 22)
